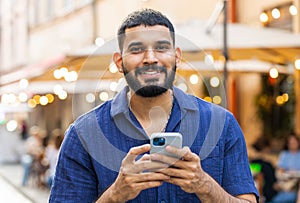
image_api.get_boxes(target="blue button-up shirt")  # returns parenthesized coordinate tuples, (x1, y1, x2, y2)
(49, 86, 258, 203)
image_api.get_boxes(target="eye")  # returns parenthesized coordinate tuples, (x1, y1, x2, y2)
(128, 46, 144, 54)
(154, 44, 171, 52)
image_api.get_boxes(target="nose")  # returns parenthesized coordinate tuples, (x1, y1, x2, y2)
(143, 48, 158, 65)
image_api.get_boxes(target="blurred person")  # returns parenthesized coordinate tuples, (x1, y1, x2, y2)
(44, 128, 64, 188)
(21, 126, 45, 186)
(19, 119, 28, 140)
(272, 133, 300, 203)
(50, 9, 258, 202)
(250, 136, 278, 202)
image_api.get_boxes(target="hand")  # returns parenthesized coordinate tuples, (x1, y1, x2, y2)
(150, 146, 209, 194)
(107, 144, 170, 202)
(150, 146, 258, 203)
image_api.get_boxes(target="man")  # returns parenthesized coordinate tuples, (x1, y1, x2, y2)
(49, 9, 258, 203)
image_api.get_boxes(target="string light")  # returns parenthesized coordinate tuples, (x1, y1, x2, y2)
(289, 5, 298, 16)
(19, 79, 29, 89)
(86, 93, 96, 103)
(269, 67, 279, 79)
(210, 77, 220, 87)
(259, 12, 269, 23)
(99, 92, 109, 101)
(271, 8, 281, 19)
(295, 59, 300, 70)
(189, 74, 199, 84)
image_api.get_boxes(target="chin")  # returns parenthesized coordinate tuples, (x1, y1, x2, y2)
(135, 85, 169, 97)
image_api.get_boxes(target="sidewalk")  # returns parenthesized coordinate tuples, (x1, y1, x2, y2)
(0, 163, 50, 203)
(0, 175, 32, 203)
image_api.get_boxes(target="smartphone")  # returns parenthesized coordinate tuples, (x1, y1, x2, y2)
(150, 132, 182, 158)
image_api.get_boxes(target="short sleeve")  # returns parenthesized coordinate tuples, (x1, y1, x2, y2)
(222, 115, 259, 198)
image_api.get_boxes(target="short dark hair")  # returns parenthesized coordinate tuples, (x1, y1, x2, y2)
(117, 8, 175, 52)
(283, 133, 300, 150)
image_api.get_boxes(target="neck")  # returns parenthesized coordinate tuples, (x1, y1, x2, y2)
(127, 88, 173, 135)
(128, 89, 173, 120)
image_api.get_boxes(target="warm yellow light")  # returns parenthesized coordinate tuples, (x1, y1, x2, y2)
(272, 8, 281, 19)
(28, 99, 37, 108)
(269, 68, 279, 79)
(259, 12, 269, 23)
(189, 74, 199, 84)
(46, 94, 55, 103)
(282, 93, 289, 102)
(295, 59, 300, 70)
(213, 96, 222, 104)
(33, 95, 41, 104)
(289, 5, 298, 16)
(203, 97, 212, 103)
(276, 96, 284, 105)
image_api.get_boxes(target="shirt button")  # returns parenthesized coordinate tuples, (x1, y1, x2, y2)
(160, 200, 166, 203)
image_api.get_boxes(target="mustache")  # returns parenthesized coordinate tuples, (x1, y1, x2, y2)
(134, 65, 167, 76)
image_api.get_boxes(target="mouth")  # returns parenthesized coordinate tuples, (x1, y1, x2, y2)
(137, 70, 165, 82)
(135, 66, 166, 81)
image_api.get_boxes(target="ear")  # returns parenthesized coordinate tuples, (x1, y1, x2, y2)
(113, 52, 123, 73)
(175, 47, 182, 65)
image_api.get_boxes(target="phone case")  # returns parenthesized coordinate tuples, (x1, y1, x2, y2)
(150, 132, 182, 158)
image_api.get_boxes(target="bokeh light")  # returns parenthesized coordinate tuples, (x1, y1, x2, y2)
(189, 74, 199, 84)
(6, 120, 18, 132)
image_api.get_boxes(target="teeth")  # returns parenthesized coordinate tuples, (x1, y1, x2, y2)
(142, 70, 160, 75)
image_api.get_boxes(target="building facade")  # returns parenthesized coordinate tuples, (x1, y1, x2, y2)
(0, 0, 299, 143)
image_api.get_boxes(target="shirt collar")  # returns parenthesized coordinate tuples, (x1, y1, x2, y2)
(110, 86, 198, 118)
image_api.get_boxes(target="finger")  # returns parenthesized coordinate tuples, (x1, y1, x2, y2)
(135, 160, 170, 172)
(133, 172, 170, 182)
(123, 144, 151, 164)
(137, 154, 151, 162)
(166, 146, 197, 161)
(158, 167, 195, 179)
(131, 181, 164, 191)
(163, 177, 188, 189)
(150, 153, 181, 166)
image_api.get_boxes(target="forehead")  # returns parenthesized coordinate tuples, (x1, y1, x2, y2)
(123, 25, 173, 45)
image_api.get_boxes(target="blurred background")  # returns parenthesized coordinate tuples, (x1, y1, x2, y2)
(0, 0, 300, 202)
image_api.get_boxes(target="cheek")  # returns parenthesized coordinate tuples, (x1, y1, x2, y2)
(123, 55, 143, 68)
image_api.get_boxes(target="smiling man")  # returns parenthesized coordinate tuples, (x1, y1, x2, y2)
(49, 9, 258, 203)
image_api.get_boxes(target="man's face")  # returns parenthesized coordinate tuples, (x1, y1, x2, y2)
(116, 25, 181, 97)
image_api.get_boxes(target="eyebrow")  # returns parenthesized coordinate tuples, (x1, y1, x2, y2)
(127, 40, 172, 48)
(156, 40, 172, 45)
(127, 42, 143, 49)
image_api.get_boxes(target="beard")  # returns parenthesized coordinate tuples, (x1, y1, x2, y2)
(123, 64, 176, 97)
